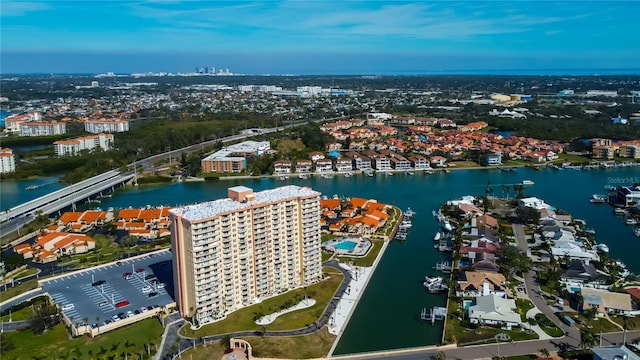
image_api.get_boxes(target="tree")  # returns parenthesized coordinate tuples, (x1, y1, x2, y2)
(515, 206, 540, 224)
(538, 348, 550, 358)
(432, 351, 446, 360)
(120, 235, 138, 248)
(585, 307, 598, 327)
(512, 184, 525, 199)
(579, 328, 597, 349)
(221, 334, 231, 351)
(497, 244, 532, 280)
(30, 303, 61, 334)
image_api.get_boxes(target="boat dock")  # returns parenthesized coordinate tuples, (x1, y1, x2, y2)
(421, 306, 447, 324)
(433, 261, 452, 272)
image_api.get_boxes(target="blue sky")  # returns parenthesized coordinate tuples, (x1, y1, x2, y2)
(1, 1, 639, 74)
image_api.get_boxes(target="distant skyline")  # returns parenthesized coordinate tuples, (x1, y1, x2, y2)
(1, 1, 639, 75)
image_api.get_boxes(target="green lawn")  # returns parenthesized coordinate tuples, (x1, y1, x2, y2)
(0, 278, 40, 301)
(179, 266, 344, 338)
(535, 313, 564, 337)
(4, 266, 39, 280)
(1, 318, 163, 360)
(336, 238, 383, 267)
(516, 299, 535, 322)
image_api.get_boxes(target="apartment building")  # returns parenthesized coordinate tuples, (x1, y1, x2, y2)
(20, 121, 66, 137)
(0, 148, 16, 174)
(53, 133, 114, 156)
(169, 185, 323, 326)
(84, 119, 130, 133)
(201, 141, 270, 174)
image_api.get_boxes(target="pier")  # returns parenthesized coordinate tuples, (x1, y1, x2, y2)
(421, 306, 447, 324)
(433, 261, 452, 273)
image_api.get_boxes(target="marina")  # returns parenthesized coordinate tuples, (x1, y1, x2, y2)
(4, 165, 640, 355)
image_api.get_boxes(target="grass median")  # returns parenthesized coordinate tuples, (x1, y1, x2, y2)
(179, 266, 344, 338)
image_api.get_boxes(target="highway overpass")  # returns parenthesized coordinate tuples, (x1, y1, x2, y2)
(1, 170, 133, 223)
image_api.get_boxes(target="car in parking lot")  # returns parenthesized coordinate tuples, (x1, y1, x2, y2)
(134, 309, 141, 315)
(105, 319, 114, 325)
(157, 283, 165, 289)
(136, 268, 144, 273)
(111, 314, 120, 321)
(126, 310, 134, 317)
(122, 272, 132, 279)
(99, 301, 109, 307)
(91, 280, 106, 286)
(140, 307, 148, 313)
(148, 292, 158, 298)
(61, 304, 75, 311)
(115, 300, 130, 308)
(142, 286, 152, 293)
(117, 312, 126, 320)
(116, 261, 123, 266)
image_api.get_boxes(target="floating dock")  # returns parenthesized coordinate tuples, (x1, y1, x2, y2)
(421, 306, 447, 324)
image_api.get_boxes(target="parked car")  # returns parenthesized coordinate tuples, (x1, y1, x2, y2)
(157, 283, 165, 289)
(91, 280, 106, 287)
(61, 304, 74, 311)
(126, 311, 134, 317)
(117, 312, 126, 320)
(122, 272, 132, 278)
(148, 292, 158, 298)
(99, 301, 109, 307)
(136, 268, 144, 273)
(142, 286, 152, 293)
(111, 315, 119, 321)
(115, 300, 130, 308)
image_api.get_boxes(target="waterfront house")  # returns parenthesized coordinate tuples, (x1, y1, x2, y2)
(484, 152, 502, 165)
(550, 240, 598, 261)
(467, 294, 521, 329)
(472, 214, 499, 230)
(314, 159, 333, 173)
(581, 287, 633, 315)
(295, 159, 313, 173)
(335, 158, 353, 172)
(560, 260, 609, 286)
(430, 156, 447, 167)
(611, 185, 640, 208)
(408, 155, 429, 170)
(309, 151, 325, 162)
(591, 345, 640, 360)
(456, 203, 484, 218)
(370, 154, 391, 170)
(273, 160, 292, 174)
(456, 271, 507, 297)
(518, 197, 551, 210)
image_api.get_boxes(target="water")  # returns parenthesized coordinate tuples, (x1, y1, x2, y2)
(0, 175, 65, 208)
(5, 166, 640, 353)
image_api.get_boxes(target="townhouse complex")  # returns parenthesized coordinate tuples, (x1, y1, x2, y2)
(169, 185, 323, 325)
(53, 133, 114, 156)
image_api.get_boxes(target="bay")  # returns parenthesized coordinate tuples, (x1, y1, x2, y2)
(4, 166, 639, 354)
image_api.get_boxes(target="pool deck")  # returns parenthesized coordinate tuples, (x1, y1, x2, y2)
(327, 239, 390, 356)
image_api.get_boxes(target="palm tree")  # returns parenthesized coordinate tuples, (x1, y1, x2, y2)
(538, 348, 550, 358)
(586, 307, 598, 327)
(432, 351, 446, 360)
(579, 328, 596, 349)
(622, 314, 636, 345)
(95, 316, 100, 335)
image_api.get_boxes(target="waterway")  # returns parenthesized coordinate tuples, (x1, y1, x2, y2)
(3, 166, 639, 354)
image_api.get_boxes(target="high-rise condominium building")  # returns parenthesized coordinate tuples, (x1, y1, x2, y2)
(169, 185, 322, 325)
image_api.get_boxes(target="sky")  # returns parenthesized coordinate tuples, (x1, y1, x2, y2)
(1, 1, 639, 75)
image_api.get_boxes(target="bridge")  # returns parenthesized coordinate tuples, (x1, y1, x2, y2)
(1, 170, 134, 223)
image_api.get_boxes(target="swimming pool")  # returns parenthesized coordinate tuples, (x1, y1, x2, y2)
(334, 240, 358, 251)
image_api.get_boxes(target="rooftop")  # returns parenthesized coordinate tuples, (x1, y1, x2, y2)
(170, 185, 320, 222)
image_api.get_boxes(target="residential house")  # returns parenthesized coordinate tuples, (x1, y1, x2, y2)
(467, 294, 521, 329)
(309, 151, 325, 162)
(560, 260, 609, 285)
(295, 159, 313, 173)
(408, 155, 429, 170)
(273, 160, 292, 174)
(335, 158, 353, 172)
(315, 159, 333, 173)
(430, 156, 448, 167)
(457, 271, 507, 297)
(581, 287, 633, 315)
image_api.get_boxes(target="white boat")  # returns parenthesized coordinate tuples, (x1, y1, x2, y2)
(522, 180, 534, 185)
(625, 218, 638, 225)
(344, 172, 352, 178)
(442, 221, 453, 232)
(399, 221, 413, 229)
(279, 175, 289, 180)
(634, 228, 640, 237)
(433, 232, 442, 241)
(298, 173, 310, 179)
(614, 208, 629, 216)
(595, 244, 610, 253)
(590, 194, 607, 203)
(423, 276, 448, 293)
(404, 208, 416, 217)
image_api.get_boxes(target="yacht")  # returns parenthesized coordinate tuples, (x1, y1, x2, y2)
(399, 220, 412, 229)
(433, 232, 442, 241)
(404, 208, 416, 218)
(423, 276, 448, 293)
(595, 243, 610, 253)
(590, 194, 607, 203)
(625, 218, 638, 226)
(522, 180, 535, 185)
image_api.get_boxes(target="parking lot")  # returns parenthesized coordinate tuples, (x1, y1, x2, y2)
(40, 249, 174, 329)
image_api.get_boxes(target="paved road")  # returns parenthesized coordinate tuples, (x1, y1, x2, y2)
(156, 259, 353, 359)
(512, 223, 580, 341)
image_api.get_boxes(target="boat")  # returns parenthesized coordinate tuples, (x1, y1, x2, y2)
(399, 220, 413, 229)
(279, 175, 289, 180)
(404, 208, 416, 218)
(595, 244, 610, 253)
(584, 228, 596, 235)
(433, 232, 442, 241)
(25, 185, 38, 190)
(423, 276, 449, 293)
(614, 208, 629, 216)
(550, 164, 562, 171)
(626, 218, 638, 226)
(298, 173, 310, 179)
(634, 228, 640, 237)
(522, 180, 534, 185)
(344, 172, 352, 178)
(590, 194, 607, 203)
(442, 220, 453, 232)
